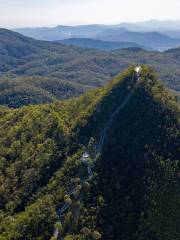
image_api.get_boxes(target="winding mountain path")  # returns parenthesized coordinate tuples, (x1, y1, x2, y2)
(53, 66, 141, 240)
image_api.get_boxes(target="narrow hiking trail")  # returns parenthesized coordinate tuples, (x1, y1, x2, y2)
(52, 66, 142, 240)
(97, 66, 141, 152)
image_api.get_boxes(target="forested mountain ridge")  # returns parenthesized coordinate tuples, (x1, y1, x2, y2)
(0, 66, 179, 240)
(58, 38, 149, 51)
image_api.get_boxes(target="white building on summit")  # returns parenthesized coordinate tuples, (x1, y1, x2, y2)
(135, 66, 141, 75)
(82, 152, 89, 160)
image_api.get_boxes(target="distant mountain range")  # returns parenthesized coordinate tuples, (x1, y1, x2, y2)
(135, 19, 180, 30)
(14, 20, 180, 51)
(58, 38, 150, 51)
(0, 28, 180, 108)
(95, 29, 180, 51)
(15, 24, 108, 41)
(15, 19, 180, 39)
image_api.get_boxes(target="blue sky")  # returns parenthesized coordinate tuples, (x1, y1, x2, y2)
(0, 0, 180, 27)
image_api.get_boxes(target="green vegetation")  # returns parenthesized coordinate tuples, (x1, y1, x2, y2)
(0, 29, 180, 108)
(0, 66, 179, 239)
(88, 68, 180, 240)
(0, 76, 87, 107)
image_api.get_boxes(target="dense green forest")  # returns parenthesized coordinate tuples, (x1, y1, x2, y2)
(0, 29, 180, 108)
(0, 76, 88, 107)
(0, 66, 179, 240)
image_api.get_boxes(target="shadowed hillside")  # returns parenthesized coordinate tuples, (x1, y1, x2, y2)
(0, 66, 179, 240)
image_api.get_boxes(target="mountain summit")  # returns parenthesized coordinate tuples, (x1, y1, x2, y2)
(0, 66, 179, 240)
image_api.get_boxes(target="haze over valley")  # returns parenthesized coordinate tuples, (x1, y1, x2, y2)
(15, 20, 180, 51)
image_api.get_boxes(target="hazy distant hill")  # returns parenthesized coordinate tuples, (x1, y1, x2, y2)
(15, 20, 180, 41)
(95, 30, 180, 51)
(135, 19, 180, 30)
(15, 24, 109, 41)
(59, 38, 150, 51)
(15, 23, 180, 51)
(113, 20, 180, 31)
(161, 30, 180, 39)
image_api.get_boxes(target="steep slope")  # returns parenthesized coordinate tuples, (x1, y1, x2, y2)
(87, 68, 180, 240)
(0, 66, 179, 240)
(0, 28, 93, 73)
(0, 28, 43, 58)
